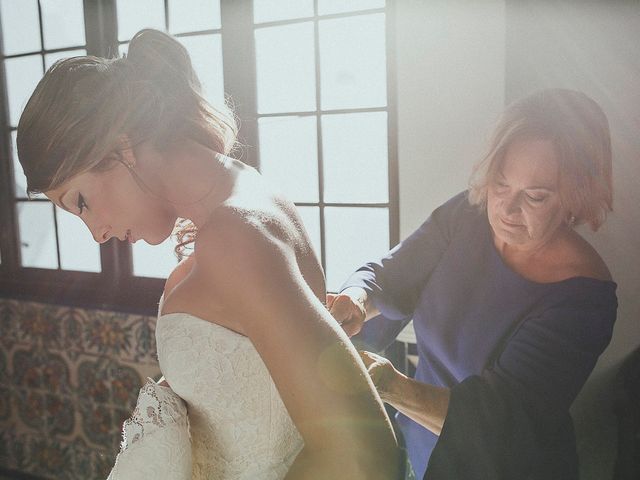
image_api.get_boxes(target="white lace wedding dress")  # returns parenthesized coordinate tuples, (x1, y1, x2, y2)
(107, 294, 304, 479)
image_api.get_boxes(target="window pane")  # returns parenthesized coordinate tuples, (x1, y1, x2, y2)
(56, 207, 101, 272)
(322, 112, 388, 203)
(253, 0, 313, 24)
(318, 0, 385, 15)
(296, 206, 321, 260)
(5, 55, 43, 127)
(44, 49, 87, 71)
(40, 0, 86, 50)
(11, 131, 27, 198)
(179, 34, 225, 107)
(17, 202, 58, 269)
(116, 0, 166, 41)
(168, 0, 221, 33)
(11, 130, 45, 200)
(319, 14, 386, 110)
(132, 237, 179, 279)
(258, 115, 318, 203)
(0, 0, 41, 56)
(324, 206, 388, 292)
(255, 23, 316, 114)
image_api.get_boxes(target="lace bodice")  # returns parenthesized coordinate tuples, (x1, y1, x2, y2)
(107, 379, 192, 480)
(155, 298, 303, 479)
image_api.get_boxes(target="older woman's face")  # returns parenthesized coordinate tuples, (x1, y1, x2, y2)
(487, 138, 568, 251)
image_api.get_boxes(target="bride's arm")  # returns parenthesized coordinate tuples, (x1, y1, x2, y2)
(194, 215, 401, 480)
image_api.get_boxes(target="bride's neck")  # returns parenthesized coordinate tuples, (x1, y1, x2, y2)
(162, 142, 238, 228)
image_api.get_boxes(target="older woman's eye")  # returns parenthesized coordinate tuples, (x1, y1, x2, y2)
(526, 194, 546, 204)
(493, 181, 508, 192)
(77, 194, 87, 214)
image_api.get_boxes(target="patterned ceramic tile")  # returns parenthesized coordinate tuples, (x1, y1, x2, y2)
(0, 298, 162, 480)
(0, 301, 20, 346)
(12, 349, 71, 393)
(0, 386, 9, 423)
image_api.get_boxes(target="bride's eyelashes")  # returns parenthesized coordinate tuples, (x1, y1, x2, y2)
(77, 194, 88, 215)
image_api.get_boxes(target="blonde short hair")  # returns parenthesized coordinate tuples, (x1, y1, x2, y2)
(468, 89, 612, 231)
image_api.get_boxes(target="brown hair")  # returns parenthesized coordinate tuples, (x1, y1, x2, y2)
(468, 88, 612, 231)
(17, 29, 237, 258)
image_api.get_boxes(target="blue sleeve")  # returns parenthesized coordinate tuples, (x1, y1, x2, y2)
(426, 291, 617, 479)
(487, 298, 617, 414)
(351, 314, 413, 353)
(340, 192, 470, 322)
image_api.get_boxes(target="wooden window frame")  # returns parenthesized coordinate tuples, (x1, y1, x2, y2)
(0, 0, 398, 316)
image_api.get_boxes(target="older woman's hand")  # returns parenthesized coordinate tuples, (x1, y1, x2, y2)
(360, 351, 450, 436)
(358, 350, 402, 401)
(326, 291, 367, 337)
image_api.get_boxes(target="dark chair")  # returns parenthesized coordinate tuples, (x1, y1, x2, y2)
(613, 346, 640, 480)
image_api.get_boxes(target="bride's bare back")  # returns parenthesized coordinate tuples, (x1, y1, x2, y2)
(160, 159, 325, 333)
(160, 159, 401, 480)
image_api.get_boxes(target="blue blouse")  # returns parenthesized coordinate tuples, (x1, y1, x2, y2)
(342, 191, 617, 479)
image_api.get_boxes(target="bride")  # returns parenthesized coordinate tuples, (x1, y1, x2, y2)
(17, 29, 402, 479)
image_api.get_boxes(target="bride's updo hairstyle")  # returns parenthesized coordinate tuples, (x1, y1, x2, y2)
(17, 29, 237, 255)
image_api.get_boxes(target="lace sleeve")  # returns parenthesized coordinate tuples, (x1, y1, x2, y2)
(107, 378, 192, 480)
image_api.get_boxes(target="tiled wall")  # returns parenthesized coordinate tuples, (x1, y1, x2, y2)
(0, 298, 161, 480)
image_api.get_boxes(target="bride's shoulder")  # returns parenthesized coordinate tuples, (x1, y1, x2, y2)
(199, 201, 293, 252)
(195, 206, 294, 273)
(164, 255, 196, 298)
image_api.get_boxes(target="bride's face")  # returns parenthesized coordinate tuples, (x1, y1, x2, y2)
(45, 156, 176, 245)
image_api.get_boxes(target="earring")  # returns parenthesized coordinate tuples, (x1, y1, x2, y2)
(118, 156, 135, 170)
(567, 214, 576, 227)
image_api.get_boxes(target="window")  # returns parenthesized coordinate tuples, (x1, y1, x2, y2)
(1, 0, 96, 273)
(115, 0, 225, 279)
(0, 0, 397, 314)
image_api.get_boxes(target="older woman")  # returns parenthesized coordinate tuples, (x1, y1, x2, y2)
(329, 89, 617, 479)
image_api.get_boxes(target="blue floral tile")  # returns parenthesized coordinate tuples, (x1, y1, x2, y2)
(77, 357, 142, 406)
(0, 300, 20, 347)
(0, 386, 10, 424)
(14, 389, 45, 430)
(18, 305, 63, 349)
(0, 298, 161, 479)
(85, 312, 133, 357)
(60, 308, 87, 353)
(26, 436, 69, 478)
(133, 316, 158, 362)
(45, 393, 75, 436)
(11, 349, 71, 394)
(0, 349, 7, 384)
(78, 399, 119, 451)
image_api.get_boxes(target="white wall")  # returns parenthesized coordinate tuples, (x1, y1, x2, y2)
(394, 0, 505, 237)
(394, 1, 640, 479)
(504, 3, 640, 479)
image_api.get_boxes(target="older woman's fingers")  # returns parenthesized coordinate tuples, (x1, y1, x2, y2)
(359, 350, 371, 365)
(325, 293, 338, 310)
(341, 319, 363, 337)
(328, 295, 358, 325)
(358, 350, 379, 368)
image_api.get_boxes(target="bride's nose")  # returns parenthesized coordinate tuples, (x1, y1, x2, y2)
(91, 224, 113, 243)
